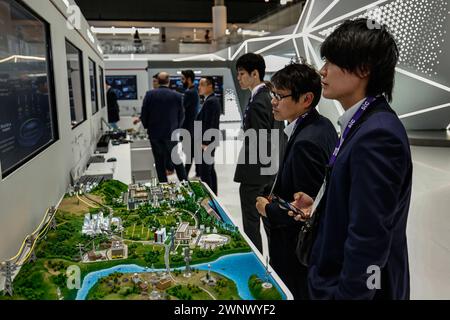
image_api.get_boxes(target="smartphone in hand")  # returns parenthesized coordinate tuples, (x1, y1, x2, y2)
(271, 195, 307, 219)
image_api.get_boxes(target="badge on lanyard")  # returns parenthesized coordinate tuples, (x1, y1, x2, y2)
(310, 97, 377, 216)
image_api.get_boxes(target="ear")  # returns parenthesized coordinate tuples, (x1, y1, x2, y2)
(357, 65, 370, 79)
(304, 92, 314, 108)
(252, 70, 259, 79)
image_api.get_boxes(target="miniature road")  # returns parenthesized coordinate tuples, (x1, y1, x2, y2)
(76, 194, 97, 209)
(178, 209, 199, 229)
(198, 285, 217, 300)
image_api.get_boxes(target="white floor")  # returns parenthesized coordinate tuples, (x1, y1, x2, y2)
(209, 142, 450, 300)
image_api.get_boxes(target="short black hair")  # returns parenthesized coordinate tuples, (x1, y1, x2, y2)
(203, 76, 215, 88)
(236, 53, 266, 81)
(153, 73, 160, 80)
(320, 18, 399, 102)
(271, 63, 322, 108)
(182, 70, 195, 82)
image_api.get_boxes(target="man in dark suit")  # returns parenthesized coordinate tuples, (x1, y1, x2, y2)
(140, 72, 187, 183)
(197, 77, 221, 195)
(181, 70, 201, 178)
(234, 53, 286, 254)
(106, 82, 120, 130)
(291, 19, 412, 300)
(151, 72, 174, 175)
(255, 63, 338, 299)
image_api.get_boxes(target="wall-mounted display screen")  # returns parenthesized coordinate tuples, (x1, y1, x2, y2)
(89, 58, 98, 114)
(106, 75, 137, 100)
(99, 66, 105, 108)
(0, 0, 58, 178)
(169, 76, 224, 114)
(66, 40, 86, 128)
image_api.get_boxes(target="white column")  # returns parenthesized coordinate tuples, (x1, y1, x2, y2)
(212, 0, 227, 40)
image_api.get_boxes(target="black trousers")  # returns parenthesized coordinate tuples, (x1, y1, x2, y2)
(150, 139, 187, 183)
(239, 183, 271, 254)
(166, 156, 175, 172)
(184, 134, 201, 177)
(269, 225, 309, 300)
(200, 148, 217, 195)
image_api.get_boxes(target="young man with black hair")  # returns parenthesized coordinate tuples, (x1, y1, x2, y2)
(181, 70, 201, 178)
(197, 77, 221, 195)
(234, 52, 286, 254)
(255, 63, 338, 299)
(290, 18, 412, 300)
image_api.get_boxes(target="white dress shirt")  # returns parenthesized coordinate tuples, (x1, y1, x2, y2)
(250, 83, 266, 102)
(337, 97, 367, 135)
(284, 117, 299, 141)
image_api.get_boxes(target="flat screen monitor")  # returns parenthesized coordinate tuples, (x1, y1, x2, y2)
(0, 0, 59, 177)
(169, 76, 224, 114)
(106, 75, 138, 100)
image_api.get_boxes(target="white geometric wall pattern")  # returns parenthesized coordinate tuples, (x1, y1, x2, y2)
(318, 0, 448, 78)
(222, 88, 242, 122)
(303, 0, 450, 130)
(214, 0, 450, 130)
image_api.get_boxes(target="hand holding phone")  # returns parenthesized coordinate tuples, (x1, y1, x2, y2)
(271, 195, 308, 219)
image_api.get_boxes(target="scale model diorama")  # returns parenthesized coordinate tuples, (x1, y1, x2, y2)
(0, 180, 290, 300)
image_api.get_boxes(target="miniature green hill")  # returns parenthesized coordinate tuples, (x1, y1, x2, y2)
(248, 275, 282, 300)
(92, 180, 128, 204)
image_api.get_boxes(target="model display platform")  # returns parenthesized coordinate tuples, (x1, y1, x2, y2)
(0, 180, 292, 300)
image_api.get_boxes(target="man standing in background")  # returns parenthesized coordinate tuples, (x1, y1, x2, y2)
(153, 72, 175, 175)
(197, 77, 221, 195)
(234, 53, 286, 254)
(106, 82, 120, 130)
(181, 70, 201, 178)
(140, 72, 187, 183)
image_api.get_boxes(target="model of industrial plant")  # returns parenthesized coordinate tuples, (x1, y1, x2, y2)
(0, 180, 287, 300)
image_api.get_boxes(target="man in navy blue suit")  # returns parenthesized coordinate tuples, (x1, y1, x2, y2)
(197, 77, 221, 195)
(290, 18, 412, 299)
(140, 72, 187, 183)
(181, 70, 201, 178)
(255, 63, 338, 299)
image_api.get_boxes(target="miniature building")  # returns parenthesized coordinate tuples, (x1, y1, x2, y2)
(149, 185, 164, 201)
(201, 199, 222, 221)
(201, 264, 217, 286)
(82, 212, 112, 236)
(110, 217, 123, 232)
(126, 184, 150, 210)
(156, 278, 172, 290)
(155, 228, 167, 244)
(139, 282, 149, 291)
(176, 222, 191, 244)
(88, 251, 103, 261)
(111, 240, 125, 259)
(153, 195, 160, 208)
(132, 273, 141, 284)
(198, 234, 229, 249)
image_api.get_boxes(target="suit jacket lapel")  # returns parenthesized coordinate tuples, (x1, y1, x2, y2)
(276, 109, 320, 187)
(338, 97, 395, 155)
(283, 109, 319, 160)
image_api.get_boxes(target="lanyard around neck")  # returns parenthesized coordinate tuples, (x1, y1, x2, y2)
(268, 111, 311, 198)
(328, 96, 376, 167)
